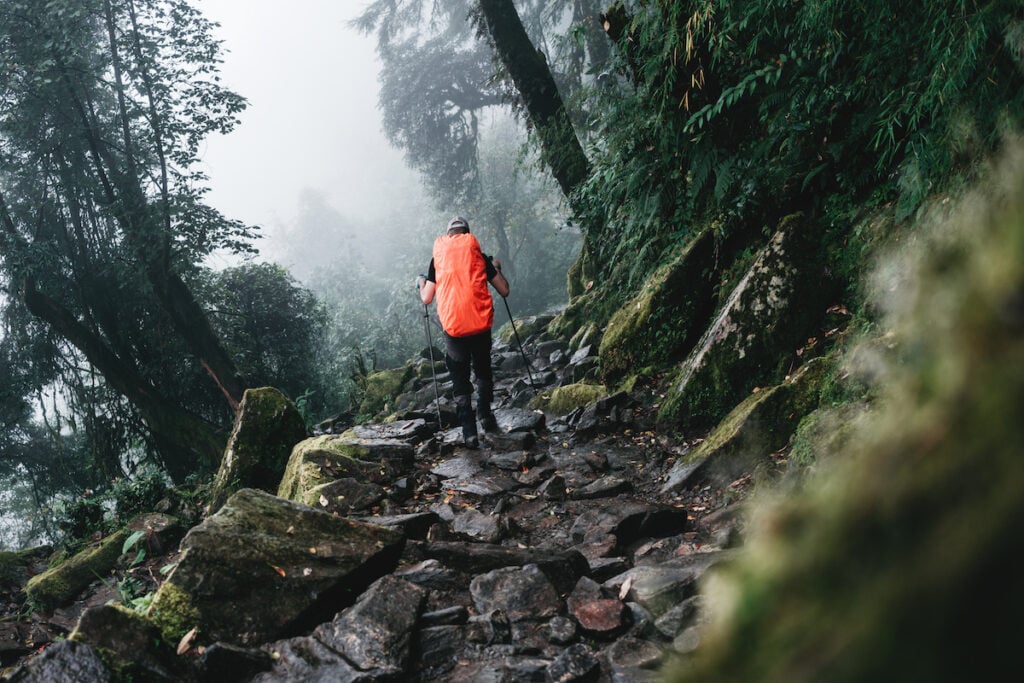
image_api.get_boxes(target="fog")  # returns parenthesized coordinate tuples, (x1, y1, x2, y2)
(195, 0, 429, 273)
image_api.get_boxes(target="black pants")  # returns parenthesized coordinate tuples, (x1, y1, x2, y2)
(444, 329, 493, 409)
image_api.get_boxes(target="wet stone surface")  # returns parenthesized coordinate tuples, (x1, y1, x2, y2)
(2, 335, 749, 682)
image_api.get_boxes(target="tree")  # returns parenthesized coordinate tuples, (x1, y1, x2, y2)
(355, 0, 607, 208)
(0, 0, 254, 478)
(474, 0, 590, 206)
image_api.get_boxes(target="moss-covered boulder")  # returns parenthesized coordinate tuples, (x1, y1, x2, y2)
(599, 229, 717, 385)
(661, 357, 831, 491)
(207, 387, 308, 514)
(663, 151, 1024, 683)
(277, 434, 412, 504)
(532, 383, 608, 415)
(496, 314, 555, 345)
(70, 603, 180, 680)
(358, 365, 415, 419)
(658, 214, 829, 431)
(147, 488, 405, 647)
(25, 530, 129, 611)
(0, 546, 49, 589)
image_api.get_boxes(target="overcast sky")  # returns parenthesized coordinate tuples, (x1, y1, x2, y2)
(194, 0, 420, 261)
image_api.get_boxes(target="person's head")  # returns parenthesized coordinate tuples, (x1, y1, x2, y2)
(446, 216, 470, 235)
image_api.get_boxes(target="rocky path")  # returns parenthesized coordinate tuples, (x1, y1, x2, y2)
(2, 323, 752, 682)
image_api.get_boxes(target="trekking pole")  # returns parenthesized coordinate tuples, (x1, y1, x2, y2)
(501, 295, 538, 393)
(417, 277, 444, 429)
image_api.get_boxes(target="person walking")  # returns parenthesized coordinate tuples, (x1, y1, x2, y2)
(417, 216, 510, 448)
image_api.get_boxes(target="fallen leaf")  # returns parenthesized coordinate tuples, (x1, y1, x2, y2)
(176, 626, 198, 655)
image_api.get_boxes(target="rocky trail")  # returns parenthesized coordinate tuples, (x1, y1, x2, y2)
(1, 318, 757, 682)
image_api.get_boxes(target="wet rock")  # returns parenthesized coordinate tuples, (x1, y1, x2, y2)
(448, 655, 551, 682)
(443, 473, 520, 498)
(604, 551, 733, 618)
(567, 596, 628, 637)
(255, 635, 366, 682)
(351, 419, 432, 442)
(470, 564, 563, 622)
(547, 643, 600, 682)
(569, 500, 690, 552)
(452, 507, 503, 543)
(315, 575, 426, 674)
(416, 624, 465, 675)
(539, 474, 567, 501)
(357, 511, 439, 540)
(487, 450, 534, 471)
(421, 606, 468, 626)
(486, 431, 537, 451)
(548, 615, 578, 645)
(2, 639, 113, 682)
(147, 489, 404, 647)
(654, 595, 703, 638)
(662, 357, 830, 490)
(587, 557, 631, 582)
(466, 610, 512, 644)
(69, 604, 179, 681)
(306, 477, 385, 514)
(495, 408, 545, 433)
(393, 559, 460, 591)
(207, 387, 308, 514)
(658, 215, 829, 431)
(277, 435, 390, 504)
(407, 542, 588, 595)
(603, 635, 666, 670)
(431, 455, 483, 480)
(598, 230, 717, 386)
(196, 642, 274, 682)
(24, 529, 128, 611)
(570, 475, 632, 500)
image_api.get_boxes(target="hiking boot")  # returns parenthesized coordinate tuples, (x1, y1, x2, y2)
(456, 395, 479, 449)
(478, 408, 499, 433)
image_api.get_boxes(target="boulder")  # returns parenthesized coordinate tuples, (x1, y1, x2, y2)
(207, 387, 308, 514)
(146, 489, 404, 646)
(599, 229, 717, 386)
(358, 365, 414, 419)
(24, 530, 128, 611)
(69, 603, 179, 681)
(661, 356, 831, 491)
(1, 640, 113, 682)
(533, 383, 607, 416)
(276, 434, 411, 504)
(658, 213, 830, 431)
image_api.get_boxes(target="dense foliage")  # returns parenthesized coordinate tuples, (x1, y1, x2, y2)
(574, 0, 1024, 296)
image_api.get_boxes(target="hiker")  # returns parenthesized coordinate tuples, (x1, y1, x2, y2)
(417, 216, 510, 448)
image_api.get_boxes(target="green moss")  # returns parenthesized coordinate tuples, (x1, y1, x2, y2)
(277, 435, 379, 502)
(531, 382, 607, 415)
(24, 529, 128, 611)
(599, 229, 717, 385)
(358, 365, 414, 419)
(207, 387, 308, 514)
(147, 580, 201, 645)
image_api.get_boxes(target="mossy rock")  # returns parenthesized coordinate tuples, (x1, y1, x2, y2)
(71, 603, 179, 680)
(495, 314, 554, 345)
(531, 382, 607, 415)
(147, 489, 405, 646)
(359, 364, 415, 419)
(207, 387, 308, 514)
(664, 151, 1024, 683)
(277, 435, 388, 503)
(599, 229, 718, 386)
(661, 356, 831, 491)
(658, 214, 830, 432)
(0, 546, 48, 587)
(25, 530, 129, 611)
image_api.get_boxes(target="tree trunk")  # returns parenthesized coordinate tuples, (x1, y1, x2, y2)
(20, 278, 224, 481)
(476, 0, 590, 206)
